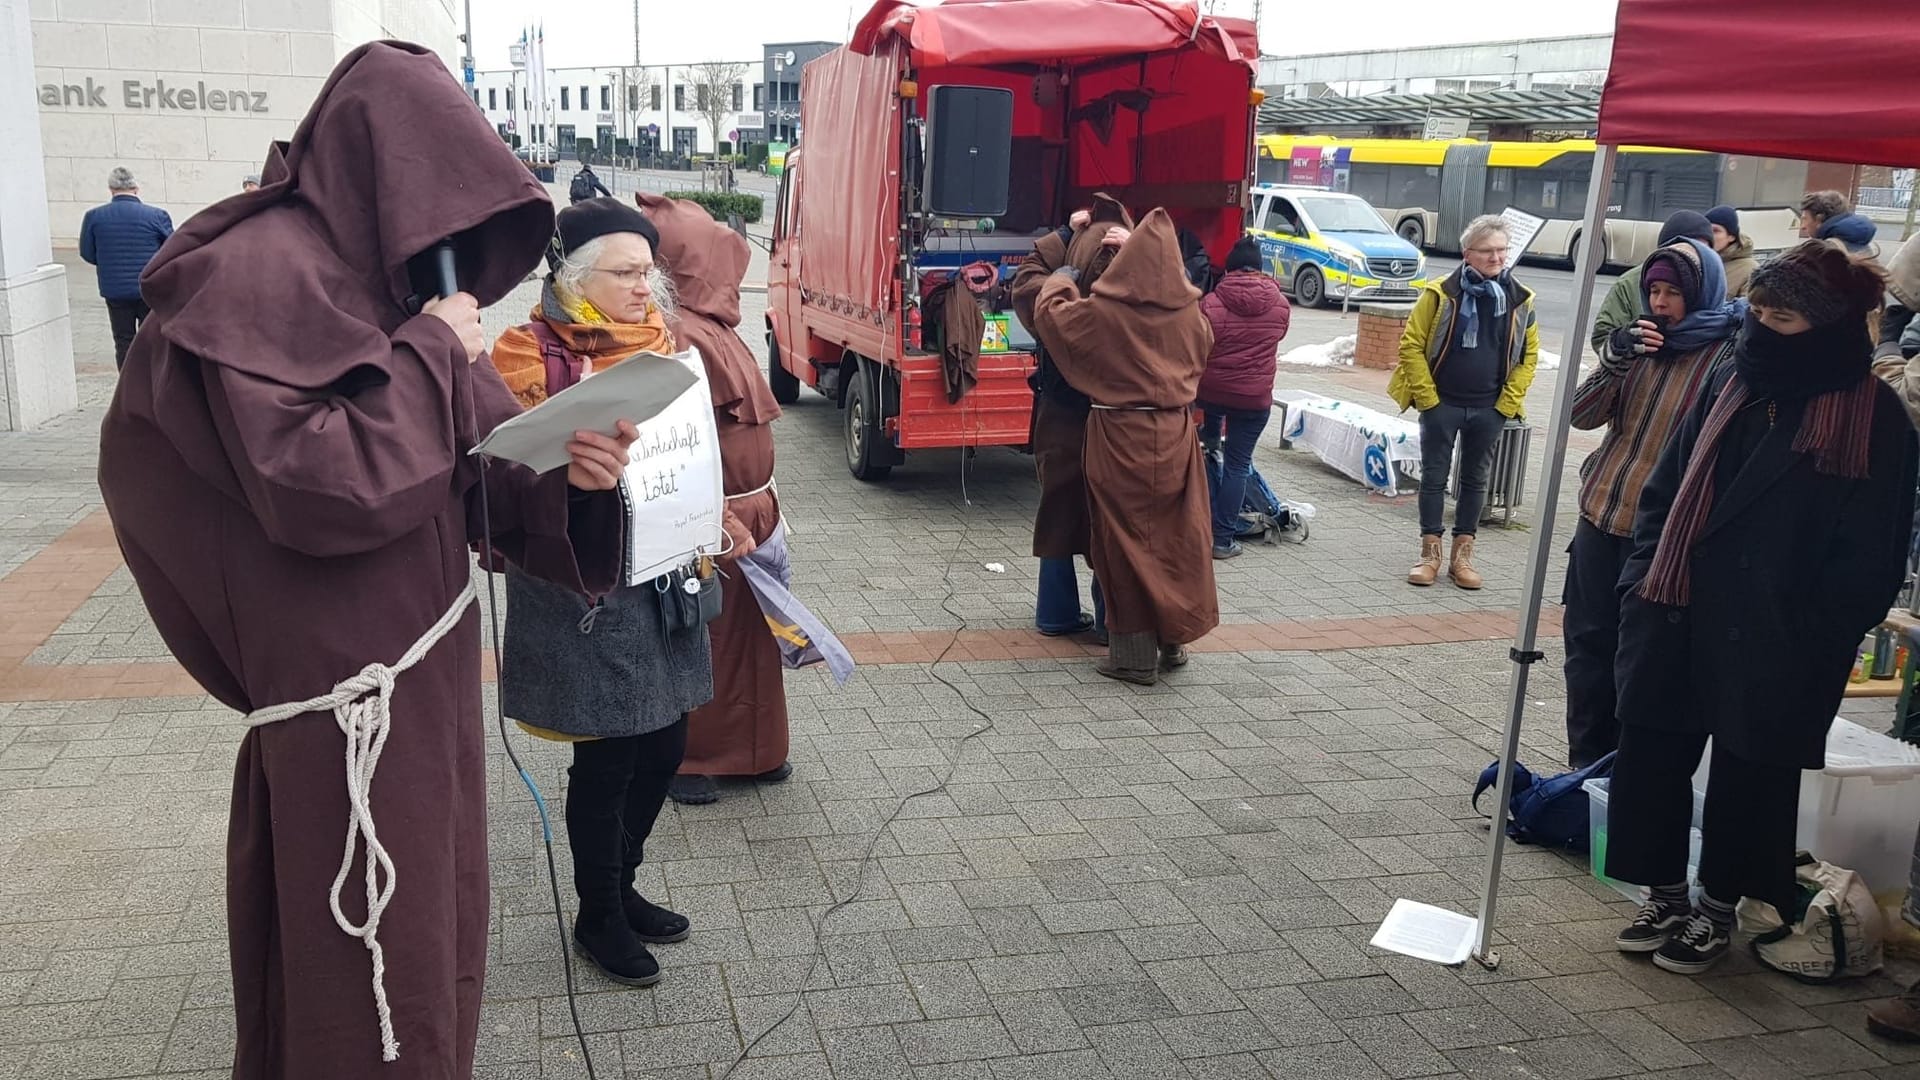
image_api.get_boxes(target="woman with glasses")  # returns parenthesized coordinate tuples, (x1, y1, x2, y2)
(1388, 214, 1540, 589)
(488, 198, 715, 988)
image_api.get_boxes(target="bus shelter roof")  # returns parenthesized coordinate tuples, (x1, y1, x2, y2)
(848, 0, 1258, 73)
(1597, 0, 1920, 168)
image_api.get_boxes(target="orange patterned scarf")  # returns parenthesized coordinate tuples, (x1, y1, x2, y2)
(489, 280, 675, 408)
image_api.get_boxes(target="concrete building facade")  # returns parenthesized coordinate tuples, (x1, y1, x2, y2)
(1259, 34, 1611, 99)
(12, 0, 458, 430)
(29, 0, 458, 243)
(470, 60, 760, 162)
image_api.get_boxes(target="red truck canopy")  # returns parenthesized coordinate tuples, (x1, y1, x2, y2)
(1597, 0, 1920, 168)
(850, 0, 1258, 72)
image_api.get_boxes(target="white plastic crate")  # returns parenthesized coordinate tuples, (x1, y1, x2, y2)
(1795, 718, 1920, 897)
(1584, 777, 1703, 902)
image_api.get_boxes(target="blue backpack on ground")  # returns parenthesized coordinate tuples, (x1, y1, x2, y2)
(1472, 751, 1615, 851)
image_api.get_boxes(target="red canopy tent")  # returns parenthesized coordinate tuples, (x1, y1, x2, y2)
(1600, 0, 1920, 168)
(1470, 0, 1920, 965)
(849, 0, 1260, 71)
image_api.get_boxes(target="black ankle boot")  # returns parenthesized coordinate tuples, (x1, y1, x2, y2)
(573, 907, 662, 986)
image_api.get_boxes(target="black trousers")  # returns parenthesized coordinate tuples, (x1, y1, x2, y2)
(1562, 518, 1635, 768)
(1605, 724, 1802, 916)
(1417, 402, 1507, 537)
(565, 717, 687, 911)
(105, 298, 149, 370)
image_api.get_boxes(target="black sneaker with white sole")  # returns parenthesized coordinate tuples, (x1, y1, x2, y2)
(1652, 913, 1730, 974)
(1614, 898, 1690, 953)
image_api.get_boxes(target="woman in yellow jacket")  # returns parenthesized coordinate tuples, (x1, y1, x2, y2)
(1387, 214, 1540, 588)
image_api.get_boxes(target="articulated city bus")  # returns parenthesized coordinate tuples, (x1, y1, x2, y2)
(1255, 136, 1807, 269)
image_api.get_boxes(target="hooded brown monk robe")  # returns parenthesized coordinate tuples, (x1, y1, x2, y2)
(98, 43, 624, 1079)
(638, 192, 793, 780)
(1031, 210, 1219, 656)
(1012, 194, 1135, 558)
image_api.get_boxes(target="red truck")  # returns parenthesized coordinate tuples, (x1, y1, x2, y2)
(765, 0, 1260, 479)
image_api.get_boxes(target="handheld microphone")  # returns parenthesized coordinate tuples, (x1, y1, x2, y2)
(432, 241, 458, 299)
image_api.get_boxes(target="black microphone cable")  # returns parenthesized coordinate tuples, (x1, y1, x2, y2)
(440, 238, 600, 1078)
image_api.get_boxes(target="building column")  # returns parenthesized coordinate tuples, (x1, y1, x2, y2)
(0, 0, 77, 431)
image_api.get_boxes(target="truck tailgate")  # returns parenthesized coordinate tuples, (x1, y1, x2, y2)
(891, 352, 1037, 449)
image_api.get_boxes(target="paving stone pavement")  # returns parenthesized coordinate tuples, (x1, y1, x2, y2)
(0, 253, 1914, 1079)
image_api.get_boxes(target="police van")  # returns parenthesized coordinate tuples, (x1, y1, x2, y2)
(1248, 184, 1426, 307)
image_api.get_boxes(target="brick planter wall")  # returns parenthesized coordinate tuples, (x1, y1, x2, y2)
(1354, 303, 1411, 370)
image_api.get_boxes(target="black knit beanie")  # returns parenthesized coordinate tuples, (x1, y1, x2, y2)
(1225, 235, 1264, 274)
(1657, 210, 1713, 246)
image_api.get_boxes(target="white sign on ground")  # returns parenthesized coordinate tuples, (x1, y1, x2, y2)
(1372, 898, 1477, 966)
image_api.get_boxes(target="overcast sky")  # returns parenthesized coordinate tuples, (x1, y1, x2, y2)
(466, 0, 1621, 72)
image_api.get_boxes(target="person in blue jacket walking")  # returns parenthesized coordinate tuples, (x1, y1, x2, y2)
(79, 168, 173, 369)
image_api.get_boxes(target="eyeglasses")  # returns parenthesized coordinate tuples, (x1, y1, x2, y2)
(1467, 247, 1510, 258)
(588, 266, 652, 287)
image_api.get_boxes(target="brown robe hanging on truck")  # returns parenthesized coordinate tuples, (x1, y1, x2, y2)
(97, 42, 624, 1080)
(1031, 209, 1219, 647)
(1012, 194, 1134, 558)
(637, 192, 793, 778)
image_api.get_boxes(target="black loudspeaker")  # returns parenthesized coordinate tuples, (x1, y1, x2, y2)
(923, 85, 1014, 218)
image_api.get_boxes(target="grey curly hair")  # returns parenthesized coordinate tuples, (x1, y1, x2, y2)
(552, 235, 677, 318)
(1459, 214, 1511, 253)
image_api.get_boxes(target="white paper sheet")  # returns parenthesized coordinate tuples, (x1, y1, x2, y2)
(471, 348, 700, 474)
(1370, 899, 1477, 966)
(622, 348, 725, 586)
(1498, 207, 1548, 270)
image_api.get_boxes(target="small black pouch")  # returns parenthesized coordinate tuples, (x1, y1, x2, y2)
(656, 562, 722, 637)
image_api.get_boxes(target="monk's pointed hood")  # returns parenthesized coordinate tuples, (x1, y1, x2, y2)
(636, 192, 749, 328)
(140, 40, 553, 389)
(1091, 210, 1202, 310)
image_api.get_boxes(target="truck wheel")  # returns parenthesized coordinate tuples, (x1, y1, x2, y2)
(1294, 265, 1326, 308)
(766, 331, 800, 404)
(844, 372, 892, 481)
(1398, 217, 1426, 249)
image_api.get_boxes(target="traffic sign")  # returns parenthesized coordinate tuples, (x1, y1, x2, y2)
(463, 64, 474, 85)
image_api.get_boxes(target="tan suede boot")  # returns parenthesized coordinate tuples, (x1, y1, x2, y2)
(1867, 982, 1920, 1043)
(1408, 536, 1443, 586)
(1449, 534, 1484, 590)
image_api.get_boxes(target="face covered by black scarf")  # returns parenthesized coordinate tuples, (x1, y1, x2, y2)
(1733, 310, 1872, 402)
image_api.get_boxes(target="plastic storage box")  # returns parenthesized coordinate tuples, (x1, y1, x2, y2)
(1584, 777, 1703, 902)
(1795, 718, 1920, 897)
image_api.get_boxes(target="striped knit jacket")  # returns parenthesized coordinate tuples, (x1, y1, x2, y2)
(1571, 338, 1736, 537)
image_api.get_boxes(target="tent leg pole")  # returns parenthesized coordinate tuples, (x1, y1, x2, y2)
(1471, 144, 1620, 967)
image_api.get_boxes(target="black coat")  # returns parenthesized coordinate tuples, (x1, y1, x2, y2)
(1614, 365, 1917, 768)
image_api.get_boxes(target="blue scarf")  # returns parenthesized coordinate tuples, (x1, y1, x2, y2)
(1644, 238, 1746, 355)
(1457, 267, 1509, 349)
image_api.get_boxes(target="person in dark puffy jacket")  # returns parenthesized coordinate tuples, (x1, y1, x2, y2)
(79, 167, 173, 370)
(1798, 190, 1878, 255)
(1196, 236, 1291, 558)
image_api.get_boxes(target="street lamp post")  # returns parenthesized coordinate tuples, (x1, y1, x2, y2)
(460, 0, 474, 101)
(606, 72, 620, 194)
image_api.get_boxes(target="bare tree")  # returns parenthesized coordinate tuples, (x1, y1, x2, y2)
(687, 61, 749, 160)
(619, 66, 657, 164)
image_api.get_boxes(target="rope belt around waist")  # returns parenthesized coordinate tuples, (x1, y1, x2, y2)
(726, 476, 777, 501)
(240, 582, 477, 1064)
(1089, 403, 1185, 411)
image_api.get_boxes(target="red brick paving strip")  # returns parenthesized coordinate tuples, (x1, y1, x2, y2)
(0, 510, 1561, 702)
